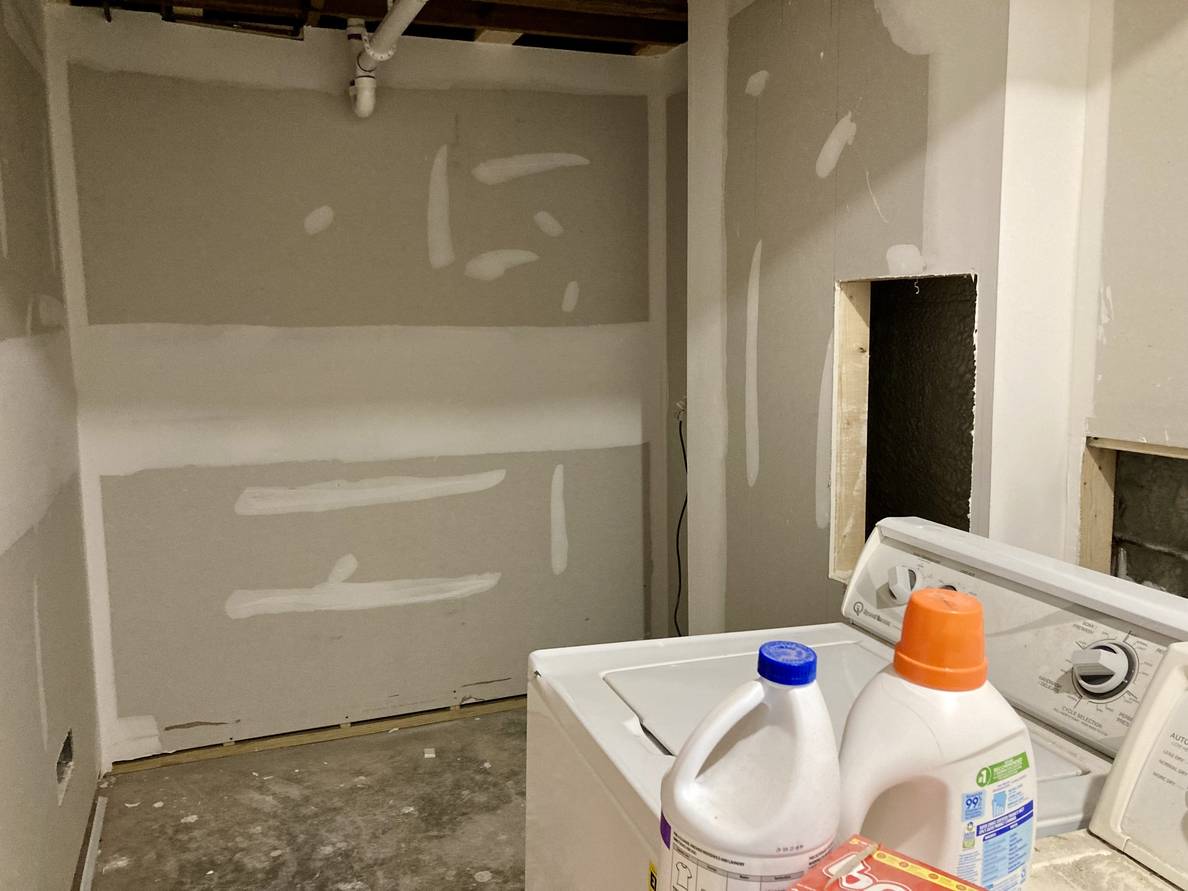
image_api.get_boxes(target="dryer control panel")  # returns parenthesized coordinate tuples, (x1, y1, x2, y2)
(842, 518, 1186, 757)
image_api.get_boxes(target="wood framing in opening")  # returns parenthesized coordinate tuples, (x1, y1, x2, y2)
(1079, 436, 1188, 574)
(830, 280, 871, 582)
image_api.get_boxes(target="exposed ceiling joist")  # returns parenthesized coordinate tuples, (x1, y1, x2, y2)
(412, 0, 687, 46)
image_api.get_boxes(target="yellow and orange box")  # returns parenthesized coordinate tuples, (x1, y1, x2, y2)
(794, 835, 989, 891)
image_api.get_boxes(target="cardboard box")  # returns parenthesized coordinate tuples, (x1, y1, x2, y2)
(794, 835, 988, 891)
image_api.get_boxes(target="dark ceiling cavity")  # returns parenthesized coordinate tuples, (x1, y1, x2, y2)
(68, 0, 688, 55)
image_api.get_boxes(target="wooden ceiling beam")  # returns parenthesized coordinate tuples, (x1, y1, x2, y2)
(413, 0, 686, 45)
(476, 0, 686, 21)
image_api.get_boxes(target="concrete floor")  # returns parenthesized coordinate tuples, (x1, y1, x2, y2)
(92, 708, 527, 890)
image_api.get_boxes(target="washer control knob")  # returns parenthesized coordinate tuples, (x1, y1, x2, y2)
(888, 565, 919, 603)
(1070, 641, 1135, 700)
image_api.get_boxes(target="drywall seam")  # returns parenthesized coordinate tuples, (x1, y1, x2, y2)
(427, 144, 455, 269)
(226, 565, 501, 618)
(49, 4, 660, 97)
(646, 89, 669, 637)
(234, 470, 506, 515)
(549, 464, 568, 575)
(1066, 0, 1115, 562)
(472, 153, 590, 185)
(0, 158, 8, 259)
(0, 334, 79, 554)
(744, 240, 761, 487)
(686, 0, 728, 634)
(73, 322, 653, 476)
(989, 0, 1092, 557)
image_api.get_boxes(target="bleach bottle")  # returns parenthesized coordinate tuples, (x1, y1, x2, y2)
(659, 641, 840, 890)
(838, 588, 1037, 891)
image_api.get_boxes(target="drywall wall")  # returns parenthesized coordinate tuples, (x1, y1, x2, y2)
(720, 0, 1008, 629)
(50, 7, 664, 765)
(1089, 1, 1188, 448)
(666, 90, 688, 635)
(0, 2, 98, 886)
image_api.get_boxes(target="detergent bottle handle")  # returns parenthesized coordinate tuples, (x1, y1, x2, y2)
(669, 680, 765, 803)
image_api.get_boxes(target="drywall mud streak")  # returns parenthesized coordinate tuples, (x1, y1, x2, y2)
(472, 153, 590, 185)
(235, 469, 506, 515)
(427, 144, 455, 269)
(550, 463, 568, 575)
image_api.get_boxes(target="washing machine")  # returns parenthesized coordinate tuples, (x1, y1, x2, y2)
(525, 516, 1188, 889)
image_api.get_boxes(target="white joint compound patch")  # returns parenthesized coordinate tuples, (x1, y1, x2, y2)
(885, 243, 925, 276)
(427, 144, 456, 269)
(561, 281, 580, 313)
(745, 241, 761, 487)
(471, 153, 590, 185)
(33, 579, 49, 750)
(815, 331, 834, 530)
(464, 250, 539, 282)
(0, 156, 8, 258)
(745, 70, 770, 97)
(533, 210, 564, 237)
(302, 205, 335, 236)
(815, 112, 857, 179)
(235, 470, 506, 515)
(550, 463, 568, 575)
(225, 561, 501, 619)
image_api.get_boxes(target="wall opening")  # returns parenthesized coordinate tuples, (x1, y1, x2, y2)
(831, 275, 977, 581)
(1080, 438, 1188, 596)
(56, 729, 74, 804)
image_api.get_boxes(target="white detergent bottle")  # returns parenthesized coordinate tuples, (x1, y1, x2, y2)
(838, 588, 1037, 891)
(659, 641, 840, 890)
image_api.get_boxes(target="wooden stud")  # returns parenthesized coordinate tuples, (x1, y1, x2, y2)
(633, 43, 673, 56)
(1079, 442, 1117, 573)
(109, 696, 526, 775)
(475, 27, 522, 42)
(1088, 437, 1188, 463)
(414, 0, 687, 45)
(830, 280, 871, 582)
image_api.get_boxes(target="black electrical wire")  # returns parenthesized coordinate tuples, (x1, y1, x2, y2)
(673, 415, 688, 637)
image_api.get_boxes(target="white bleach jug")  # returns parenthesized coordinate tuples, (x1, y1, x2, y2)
(658, 641, 840, 890)
(838, 588, 1037, 891)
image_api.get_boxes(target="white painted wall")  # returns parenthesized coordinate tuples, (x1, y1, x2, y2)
(989, 0, 1094, 559)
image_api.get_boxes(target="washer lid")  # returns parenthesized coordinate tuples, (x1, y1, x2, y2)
(604, 637, 890, 755)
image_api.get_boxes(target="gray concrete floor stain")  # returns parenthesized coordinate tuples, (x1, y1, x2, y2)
(92, 709, 526, 890)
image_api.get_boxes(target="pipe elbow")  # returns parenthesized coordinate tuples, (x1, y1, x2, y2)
(350, 74, 376, 119)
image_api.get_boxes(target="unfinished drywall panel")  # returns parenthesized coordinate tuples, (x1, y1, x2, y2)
(666, 90, 688, 636)
(1112, 452, 1188, 596)
(68, 65, 648, 328)
(0, 9, 97, 888)
(1091, 2, 1188, 448)
(721, 0, 1007, 629)
(102, 447, 644, 753)
(865, 276, 976, 536)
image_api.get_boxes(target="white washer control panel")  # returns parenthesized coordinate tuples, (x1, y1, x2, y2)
(842, 518, 1187, 758)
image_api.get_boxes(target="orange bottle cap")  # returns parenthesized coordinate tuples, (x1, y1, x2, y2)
(893, 588, 988, 691)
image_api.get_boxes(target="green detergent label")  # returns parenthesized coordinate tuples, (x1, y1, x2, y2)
(976, 752, 1030, 787)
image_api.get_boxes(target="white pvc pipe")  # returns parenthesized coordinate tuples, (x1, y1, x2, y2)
(347, 0, 430, 118)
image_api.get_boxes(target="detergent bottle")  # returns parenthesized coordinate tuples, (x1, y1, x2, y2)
(659, 641, 840, 890)
(838, 588, 1037, 891)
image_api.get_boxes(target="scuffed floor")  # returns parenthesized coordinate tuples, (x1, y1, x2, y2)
(92, 708, 526, 890)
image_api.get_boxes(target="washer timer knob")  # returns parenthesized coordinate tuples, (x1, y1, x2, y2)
(1069, 640, 1137, 701)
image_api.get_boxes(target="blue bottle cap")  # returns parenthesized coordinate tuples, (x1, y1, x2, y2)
(757, 641, 818, 686)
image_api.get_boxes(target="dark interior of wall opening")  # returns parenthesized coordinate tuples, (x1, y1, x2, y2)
(865, 275, 976, 538)
(1112, 452, 1188, 597)
(56, 730, 74, 787)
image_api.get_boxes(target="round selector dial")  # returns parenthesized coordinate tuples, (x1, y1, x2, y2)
(1069, 639, 1138, 701)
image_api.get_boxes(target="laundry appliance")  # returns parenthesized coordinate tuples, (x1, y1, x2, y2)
(525, 517, 1188, 889)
